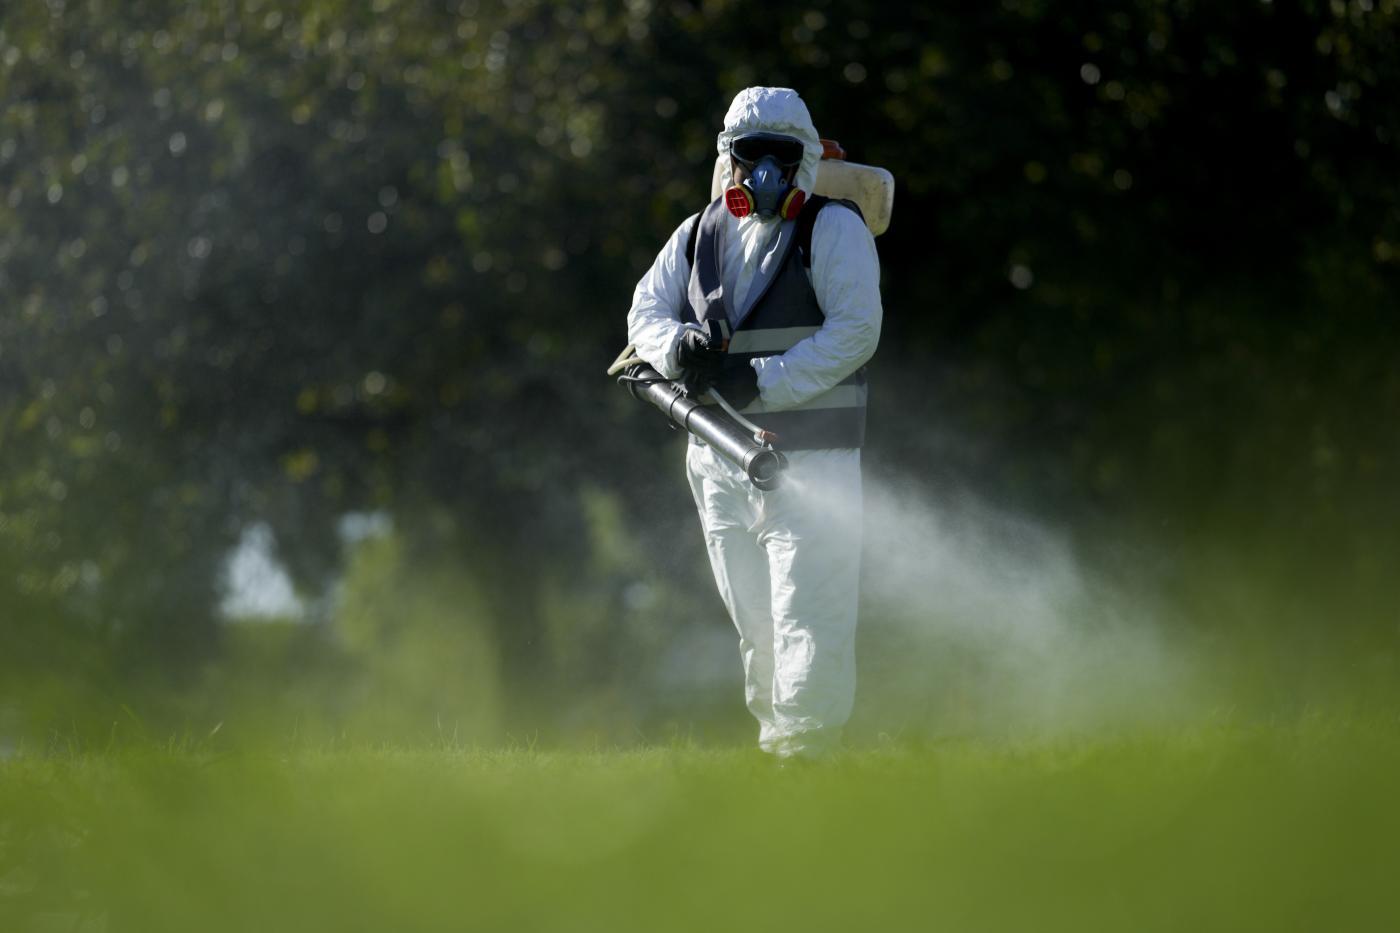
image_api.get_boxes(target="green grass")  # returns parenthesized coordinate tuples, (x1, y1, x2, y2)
(4, 719, 1400, 932)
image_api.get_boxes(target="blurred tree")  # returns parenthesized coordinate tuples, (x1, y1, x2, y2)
(1, 0, 1397, 713)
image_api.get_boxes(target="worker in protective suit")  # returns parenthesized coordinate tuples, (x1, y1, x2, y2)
(627, 87, 882, 759)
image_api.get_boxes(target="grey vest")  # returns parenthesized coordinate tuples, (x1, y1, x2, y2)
(683, 195, 868, 450)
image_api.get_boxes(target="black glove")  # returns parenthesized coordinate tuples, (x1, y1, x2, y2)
(710, 360, 760, 409)
(676, 327, 725, 376)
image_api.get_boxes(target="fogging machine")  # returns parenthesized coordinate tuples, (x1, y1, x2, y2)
(608, 321, 787, 490)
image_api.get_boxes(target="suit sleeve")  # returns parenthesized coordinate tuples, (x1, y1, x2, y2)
(750, 205, 882, 409)
(626, 214, 701, 380)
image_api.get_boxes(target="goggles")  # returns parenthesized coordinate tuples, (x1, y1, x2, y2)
(729, 132, 805, 168)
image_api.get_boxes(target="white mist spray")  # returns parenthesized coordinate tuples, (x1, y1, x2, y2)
(846, 473, 1193, 739)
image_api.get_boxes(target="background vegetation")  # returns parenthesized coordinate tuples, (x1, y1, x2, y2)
(2, 0, 1398, 746)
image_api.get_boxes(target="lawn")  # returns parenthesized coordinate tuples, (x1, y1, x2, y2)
(3, 719, 1398, 932)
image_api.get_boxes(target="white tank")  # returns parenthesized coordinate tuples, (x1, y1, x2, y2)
(710, 141, 895, 236)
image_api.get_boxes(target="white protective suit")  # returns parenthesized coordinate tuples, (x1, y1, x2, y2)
(627, 87, 882, 758)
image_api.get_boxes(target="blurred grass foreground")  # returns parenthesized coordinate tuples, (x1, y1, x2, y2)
(4, 724, 1400, 932)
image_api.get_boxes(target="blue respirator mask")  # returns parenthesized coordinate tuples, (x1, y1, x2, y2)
(724, 132, 807, 221)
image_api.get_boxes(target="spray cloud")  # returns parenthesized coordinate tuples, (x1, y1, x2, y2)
(851, 472, 1192, 739)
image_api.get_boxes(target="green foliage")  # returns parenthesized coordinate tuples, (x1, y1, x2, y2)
(335, 531, 501, 741)
(1, 2, 1398, 721)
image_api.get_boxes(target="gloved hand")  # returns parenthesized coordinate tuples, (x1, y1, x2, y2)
(709, 360, 760, 409)
(676, 327, 725, 378)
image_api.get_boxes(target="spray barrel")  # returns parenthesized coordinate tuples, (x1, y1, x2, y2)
(619, 361, 787, 491)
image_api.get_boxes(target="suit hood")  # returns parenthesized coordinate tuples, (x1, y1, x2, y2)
(715, 87, 821, 199)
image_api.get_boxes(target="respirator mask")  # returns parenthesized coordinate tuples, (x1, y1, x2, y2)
(724, 132, 807, 221)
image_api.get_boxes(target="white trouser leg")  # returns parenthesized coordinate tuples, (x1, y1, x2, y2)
(687, 442, 862, 757)
(687, 443, 779, 745)
(758, 448, 862, 757)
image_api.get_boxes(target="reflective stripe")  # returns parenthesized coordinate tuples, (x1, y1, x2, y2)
(704, 383, 867, 415)
(745, 383, 866, 414)
(727, 326, 821, 354)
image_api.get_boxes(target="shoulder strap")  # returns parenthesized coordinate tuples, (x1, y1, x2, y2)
(796, 195, 864, 269)
(685, 211, 702, 268)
